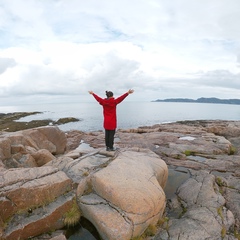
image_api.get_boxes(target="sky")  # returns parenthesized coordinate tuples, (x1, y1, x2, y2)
(0, 0, 240, 105)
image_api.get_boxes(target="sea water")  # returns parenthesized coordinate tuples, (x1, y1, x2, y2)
(0, 101, 240, 132)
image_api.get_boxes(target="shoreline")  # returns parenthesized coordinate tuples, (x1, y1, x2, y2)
(1, 111, 240, 133)
(0, 112, 80, 132)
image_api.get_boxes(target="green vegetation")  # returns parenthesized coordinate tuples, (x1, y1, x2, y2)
(184, 150, 195, 156)
(221, 225, 227, 238)
(63, 199, 81, 227)
(131, 236, 143, 240)
(144, 224, 157, 236)
(234, 228, 240, 239)
(216, 177, 225, 187)
(215, 177, 227, 194)
(178, 197, 187, 218)
(229, 145, 236, 155)
(82, 170, 89, 177)
(131, 217, 172, 240)
(217, 206, 223, 220)
(157, 217, 169, 231)
(215, 177, 227, 195)
(131, 224, 158, 240)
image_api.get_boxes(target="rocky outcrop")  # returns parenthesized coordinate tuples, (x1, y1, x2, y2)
(46, 148, 168, 239)
(0, 126, 168, 240)
(0, 126, 73, 239)
(0, 126, 66, 169)
(79, 149, 167, 239)
(155, 170, 236, 239)
(0, 166, 74, 240)
(75, 120, 240, 239)
(0, 112, 80, 132)
(1, 120, 240, 239)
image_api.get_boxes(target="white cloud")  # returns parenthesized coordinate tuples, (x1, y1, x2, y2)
(0, 57, 16, 74)
(0, 0, 240, 104)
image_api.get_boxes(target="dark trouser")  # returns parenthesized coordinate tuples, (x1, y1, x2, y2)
(105, 129, 115, 149)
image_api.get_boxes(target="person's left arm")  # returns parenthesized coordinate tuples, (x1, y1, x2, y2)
(115, 89, 134, 104)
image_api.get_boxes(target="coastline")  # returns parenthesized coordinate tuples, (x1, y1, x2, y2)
(0, 112, 80, 132)
(153, 97, 240, 105)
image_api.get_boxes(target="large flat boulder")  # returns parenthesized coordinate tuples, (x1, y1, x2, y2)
(78, 149, 168, 240)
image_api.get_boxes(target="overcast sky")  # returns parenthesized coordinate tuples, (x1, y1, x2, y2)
(0, 0, 240, 104)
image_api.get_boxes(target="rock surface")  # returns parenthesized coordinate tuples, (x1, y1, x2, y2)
(79, 149, 167, 239)
(0, 120, 240, 239)
(71, 120, 240, 239)
(46, 148, 168, 239)
(0, 126, 168, 240)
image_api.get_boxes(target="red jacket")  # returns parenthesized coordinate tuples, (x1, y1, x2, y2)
(92, 92, 129, 130)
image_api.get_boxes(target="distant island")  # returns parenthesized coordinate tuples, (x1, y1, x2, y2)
(152, 97, 240, 105)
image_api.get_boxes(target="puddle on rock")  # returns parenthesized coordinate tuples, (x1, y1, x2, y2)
(76, 142, 95, 153)
(211, 170, 233, 178)
(164, 166, 190, 199)
(179, 136, 196, 141)
(187, 155, 207, 162)
(164, 167, 191, 218)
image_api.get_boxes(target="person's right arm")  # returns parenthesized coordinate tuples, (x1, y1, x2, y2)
(88, 91, 104, 104)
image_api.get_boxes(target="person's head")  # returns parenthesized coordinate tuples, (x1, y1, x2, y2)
(106, 91, 113, 98)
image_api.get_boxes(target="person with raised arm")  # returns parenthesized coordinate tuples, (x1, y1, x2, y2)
(88, 89, 134, 151)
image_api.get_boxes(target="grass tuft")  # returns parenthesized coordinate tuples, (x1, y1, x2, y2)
(131, 224, 158, 240)
(229, 145, 236, 155)
(221, 225, 227, 238)
(184, 150, 195, 156)
(63, 199, 81, 227)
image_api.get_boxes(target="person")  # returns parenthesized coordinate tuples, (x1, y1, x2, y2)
(88, 89, 134, 151)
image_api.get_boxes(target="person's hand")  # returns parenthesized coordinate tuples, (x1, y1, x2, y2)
(128, 89, 134, 94)
(88, 91, 93, 95)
